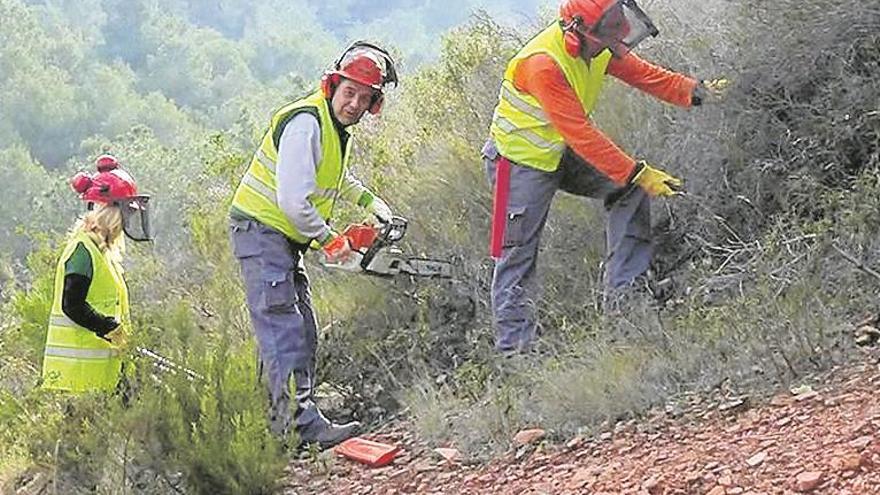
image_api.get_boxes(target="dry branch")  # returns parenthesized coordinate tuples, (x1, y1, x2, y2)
(832, 242, 880, 282)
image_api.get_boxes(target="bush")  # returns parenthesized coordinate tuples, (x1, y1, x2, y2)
(2, 0, 879, 486)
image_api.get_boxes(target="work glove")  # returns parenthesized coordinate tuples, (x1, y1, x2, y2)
(321, 234, 363, 272)
(94, 317, 120, 340)
(368, 196, 393, 223)
(692, 77, 730, 106)
(630, 161, 682, 197)
(107, 327, 128, 349)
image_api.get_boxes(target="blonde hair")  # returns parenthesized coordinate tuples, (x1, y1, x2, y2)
(72, 203, 125, 262)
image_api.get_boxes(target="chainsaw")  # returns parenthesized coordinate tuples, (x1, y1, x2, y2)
(326, 216, 454, 278)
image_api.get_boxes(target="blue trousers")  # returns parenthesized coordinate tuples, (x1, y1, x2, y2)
(229, 217, 324, 436)
(483, 140, 652, 351)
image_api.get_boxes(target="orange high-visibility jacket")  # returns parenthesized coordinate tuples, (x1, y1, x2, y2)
(513, 52, 697, 185)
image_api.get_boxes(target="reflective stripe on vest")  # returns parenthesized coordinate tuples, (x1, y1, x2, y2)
(240, 173, 277, 205)
(49, 314, 77, 328)
(239, 170, 340, 209)
(493, 114, 565, 153)
(45, 346, 118, 359)
(499, 85, 549, 122)
(230, 90, 351, 244)
(490, 23, 612, 172)
(254, 147, 276, 173)
(42, 232, 128, 393)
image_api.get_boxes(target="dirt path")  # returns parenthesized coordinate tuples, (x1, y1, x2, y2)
(282, 353, 880, 494)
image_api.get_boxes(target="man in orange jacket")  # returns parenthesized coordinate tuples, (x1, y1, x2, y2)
(485, 0, 727, 352)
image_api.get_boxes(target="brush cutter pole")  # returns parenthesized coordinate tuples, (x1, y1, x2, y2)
(136, 346, 203, 381)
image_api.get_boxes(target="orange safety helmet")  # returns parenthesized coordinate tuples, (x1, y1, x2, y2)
(559, 0, 658, 59)
(70, 154, 153, 241)
(321, 41, 398, 115)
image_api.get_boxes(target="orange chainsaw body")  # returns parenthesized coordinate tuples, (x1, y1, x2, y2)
(341, 223, 379, 252)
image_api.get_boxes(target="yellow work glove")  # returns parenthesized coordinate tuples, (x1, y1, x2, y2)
(105, 324, 128, 350)
(692, 77, 730, 105)
(630, 162, 682, 197)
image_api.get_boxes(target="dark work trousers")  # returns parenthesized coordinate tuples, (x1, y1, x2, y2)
(483, 139, 652, 352)
(229, 217, 324, 437)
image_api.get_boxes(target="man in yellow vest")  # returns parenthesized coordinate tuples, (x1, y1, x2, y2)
(485, 0, 728, 353)
(229, 42, 398, 448)
(43, 155, 152, 393)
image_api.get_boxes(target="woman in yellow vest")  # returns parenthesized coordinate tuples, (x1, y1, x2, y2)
(485, 0, 729, 353)
(229, 42, 398, 448)
(42, 154, 152, 393)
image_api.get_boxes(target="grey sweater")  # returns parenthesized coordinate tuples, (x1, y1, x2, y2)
(276, 113, 372, 242)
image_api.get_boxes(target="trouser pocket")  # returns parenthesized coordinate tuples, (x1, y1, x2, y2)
(230, 220, 262, 259)
(261, 269, 298, 313)
(503, 206, 527, 248)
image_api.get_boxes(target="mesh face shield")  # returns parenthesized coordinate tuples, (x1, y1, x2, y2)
(591, 0, 659, 58)
(119, 195, 153, 242)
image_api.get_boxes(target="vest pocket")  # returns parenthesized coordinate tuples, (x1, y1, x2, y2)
(261, 269, 297, 313)
(504, 206, 528, 248)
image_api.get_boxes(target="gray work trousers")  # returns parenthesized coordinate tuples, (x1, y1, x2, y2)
(483, 140, 652, 352)
(229, 217, 324, 437)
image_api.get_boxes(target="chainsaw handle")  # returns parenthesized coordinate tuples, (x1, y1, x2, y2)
(360, 216, 408, 270)
(379, 216, 407, 243)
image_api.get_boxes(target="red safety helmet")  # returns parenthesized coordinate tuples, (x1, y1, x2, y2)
(321, 41, 398, 115)
(559, 0, 658, 59)
(70, 155, 153, 241)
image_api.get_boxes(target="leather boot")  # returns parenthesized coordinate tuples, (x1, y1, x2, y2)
(292, 369, 360, 449)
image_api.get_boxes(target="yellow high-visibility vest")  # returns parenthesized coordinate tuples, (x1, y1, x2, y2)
(230, 90, 351, 243)
(490, 23, 612, 172)
(42, 231, 130, 393)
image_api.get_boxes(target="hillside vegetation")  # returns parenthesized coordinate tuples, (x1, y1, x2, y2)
(1, 0, 878, 492)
